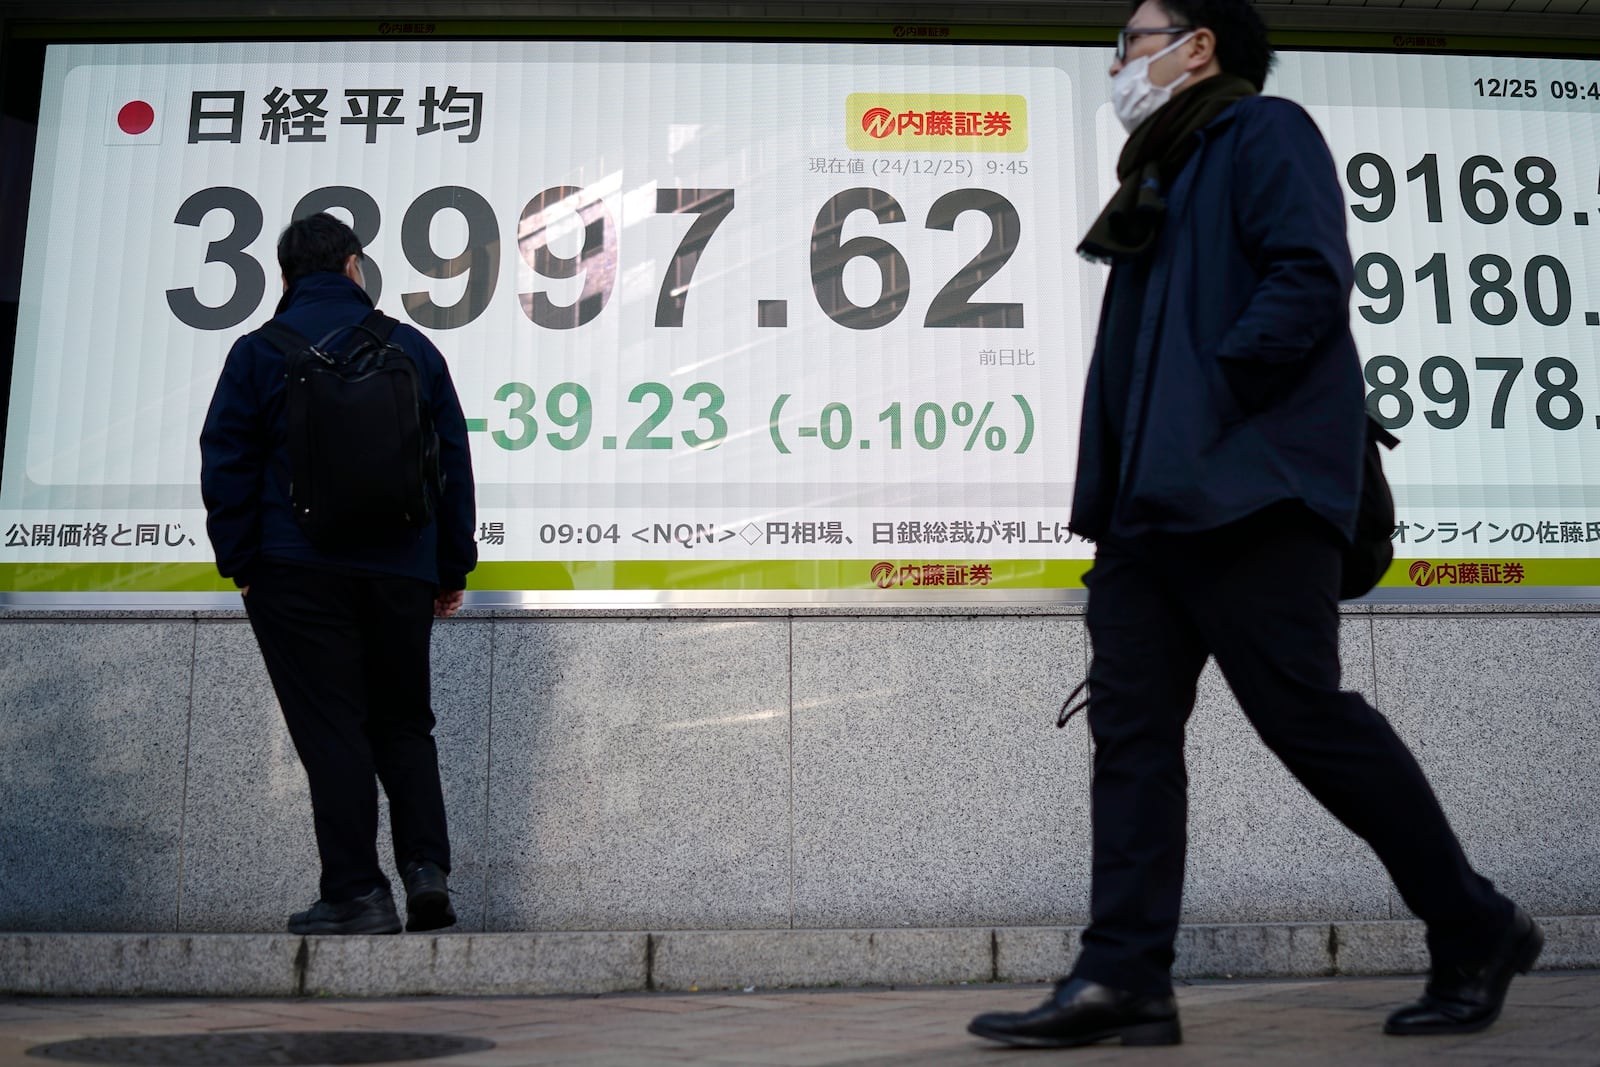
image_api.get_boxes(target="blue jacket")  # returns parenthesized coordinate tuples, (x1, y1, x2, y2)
(200, 272, 478, 590)
(1070, 95, 1365, 542)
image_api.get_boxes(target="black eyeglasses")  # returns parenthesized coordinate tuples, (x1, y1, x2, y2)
(1115, 25, 1191, 62)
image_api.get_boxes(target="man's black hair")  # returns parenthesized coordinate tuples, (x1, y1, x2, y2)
(277, 212, 364, 285)
(1136, 0, 1276, 91)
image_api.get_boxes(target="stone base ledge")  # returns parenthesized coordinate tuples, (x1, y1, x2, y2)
(3, 917, 1595, 997)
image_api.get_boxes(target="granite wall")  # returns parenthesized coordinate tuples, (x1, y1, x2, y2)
(2, 606, 1597, 935)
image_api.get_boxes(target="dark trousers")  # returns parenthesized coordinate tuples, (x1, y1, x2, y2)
(244, 559, 450, 903)
(1072, 504, 1509, 996)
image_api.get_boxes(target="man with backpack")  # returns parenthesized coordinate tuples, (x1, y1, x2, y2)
(200, 212, 477, 935)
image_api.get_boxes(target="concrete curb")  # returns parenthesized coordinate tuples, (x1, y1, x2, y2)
(3, 917, 1596, 996)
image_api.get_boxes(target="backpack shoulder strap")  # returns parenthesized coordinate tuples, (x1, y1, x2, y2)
(1366, 415, 1400, 451)
(255, 320, 312, 356)
(360, 310, 399, 343)
(304, 311, 398, 362)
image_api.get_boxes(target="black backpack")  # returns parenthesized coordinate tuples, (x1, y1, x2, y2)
(1339, 415, 1400, 600)
(257, 311, 443, 547)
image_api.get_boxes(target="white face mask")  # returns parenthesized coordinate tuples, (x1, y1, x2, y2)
(1111, 32, 1196, 133)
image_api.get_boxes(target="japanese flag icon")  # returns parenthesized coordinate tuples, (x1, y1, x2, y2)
(104, 94, 163, 145)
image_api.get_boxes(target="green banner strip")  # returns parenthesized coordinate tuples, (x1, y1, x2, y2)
(0, 562, 232, 594)
(4, 557, 1600, 594)
(0, 559, 1086, 593)
(470, 559, 1091, 591)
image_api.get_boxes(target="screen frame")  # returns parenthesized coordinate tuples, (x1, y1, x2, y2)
(3, 15, 1599, 610)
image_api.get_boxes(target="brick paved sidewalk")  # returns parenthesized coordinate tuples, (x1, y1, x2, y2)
(0, 971, 1595, 1066)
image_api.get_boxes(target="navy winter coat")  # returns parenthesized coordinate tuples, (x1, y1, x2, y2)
(1070, 95, 1366, 543)
(199, 272, 478, 591)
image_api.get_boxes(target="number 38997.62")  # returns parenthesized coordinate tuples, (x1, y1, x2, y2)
(166, 184, 1026, 334)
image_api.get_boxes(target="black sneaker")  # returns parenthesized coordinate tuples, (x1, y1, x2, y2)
(401, 860, 457, 932)
(286, 886, 401, 935)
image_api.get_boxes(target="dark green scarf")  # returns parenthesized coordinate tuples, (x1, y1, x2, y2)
(1078, 74, 1257, 264)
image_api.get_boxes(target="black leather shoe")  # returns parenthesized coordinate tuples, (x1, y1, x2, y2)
(1385, 906, 1543, 1035)
(968, 977, 1181, 1048)
(401, 860, 457, 932)
(286, 886, 401, 935)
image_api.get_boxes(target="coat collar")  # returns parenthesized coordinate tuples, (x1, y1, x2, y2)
(274, 271, 375, 315)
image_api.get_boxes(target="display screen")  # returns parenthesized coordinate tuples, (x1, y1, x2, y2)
(2, 35, 1598, 602)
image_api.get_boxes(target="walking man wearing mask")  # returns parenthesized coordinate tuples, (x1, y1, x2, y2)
(967, 0, 1539, 1048)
